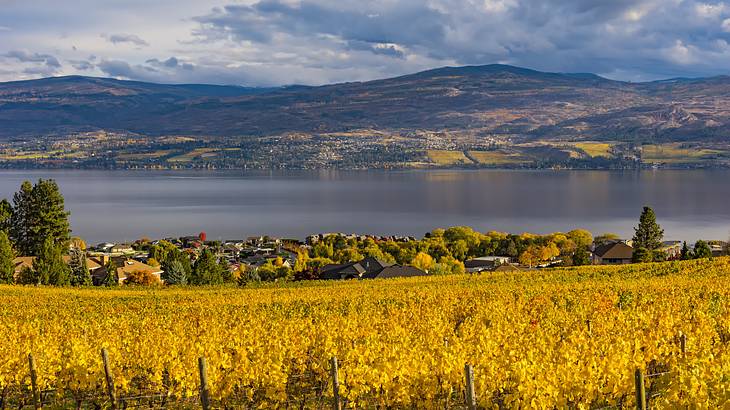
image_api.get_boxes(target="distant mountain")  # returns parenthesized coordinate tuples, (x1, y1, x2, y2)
(1, 65, 729, 142)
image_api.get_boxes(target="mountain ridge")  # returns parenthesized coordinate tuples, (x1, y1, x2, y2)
(0, 64, 729, 143)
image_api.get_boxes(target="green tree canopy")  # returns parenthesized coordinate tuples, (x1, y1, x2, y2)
(33, 236, 70, 286)
(693, 240, 713, 259)
(164, 259, 189, 285)
(190, 249, 225, 285)
(10, 179, 71, 256)
(0, 231, 14, 284)
(68, 247, 91, 286)
(632, 207, 664, 251)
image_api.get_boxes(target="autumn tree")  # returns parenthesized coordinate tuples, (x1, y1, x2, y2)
(410, 252, 435, 272)
(124, 270, 161, 286)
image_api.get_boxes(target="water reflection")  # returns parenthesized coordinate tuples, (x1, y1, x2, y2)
(0, 169, 726, 243)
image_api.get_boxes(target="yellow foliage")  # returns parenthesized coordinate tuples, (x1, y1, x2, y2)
(411, 252, 435, 271)
(1, 258, 730, 407)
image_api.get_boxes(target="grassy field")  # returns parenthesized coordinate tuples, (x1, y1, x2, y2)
(467, 150, 533, 165)
(573, 142, 613, 158)
(426, 150, 473, 165)
(641, 143, 726, 164)
(2, 258, 730, 407)
(167, 148, 221, 163)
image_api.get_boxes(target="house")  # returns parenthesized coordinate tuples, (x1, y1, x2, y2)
(493, 264, 522, 272)
(592, 242, 634, 265)
(464, 256, 511, 272)
(12, 255, 103, 278)
(109, 243, 134, 255)
(710, 242, 728, 257)
(319, 257, 427, 280)
(361, 265, 429, 279)
(660, 241, 683, 259)
(90, 256, 163, 285)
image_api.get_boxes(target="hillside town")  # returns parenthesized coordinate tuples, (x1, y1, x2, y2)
(9, 229, 728, 287)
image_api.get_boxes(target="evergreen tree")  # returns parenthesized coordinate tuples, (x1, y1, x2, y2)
(631, 247, 653, 263)
(632, 207, 664, 251)
(0, 231, 14, 284)
(29, 179, 71, 254)
(161, 248, 192, 283)
(9, 179, 71, 256)
(164, 259, 189, 285)
(680, 241, 691, 260)
(33, 237, 70, 286)
(10, 181, 33, 254)
(190, 249, 224, 285)
(68, 247, 91, 286)
(102, 259, 119, 287)
(693, 240, 713, 259)
(0, 199, 12, 234)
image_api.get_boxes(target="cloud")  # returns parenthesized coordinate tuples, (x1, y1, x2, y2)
(3, 0, 730, 85)
(70, 60, 94, 70)
(3, 50, 61, 68)
(104, 33, 149, 46)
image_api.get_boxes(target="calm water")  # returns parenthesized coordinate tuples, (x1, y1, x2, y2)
(0, 169, 727, 244)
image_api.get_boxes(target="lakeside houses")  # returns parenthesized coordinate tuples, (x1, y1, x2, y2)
(464, 256, 512, 272)
(592, 241, 634, 265)
(319, 257, 428, 280)
(11, 231, 728, 287)
(90, 255, 163, 285)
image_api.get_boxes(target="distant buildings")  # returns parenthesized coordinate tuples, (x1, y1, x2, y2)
(592, 242, 634, 265)
(319, 257, 428, 280)
(464, 256, 512, 272)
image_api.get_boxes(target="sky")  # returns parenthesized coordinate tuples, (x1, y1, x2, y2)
(2, 0, 730, 86)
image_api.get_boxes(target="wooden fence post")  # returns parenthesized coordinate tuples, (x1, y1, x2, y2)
(101, 348, 117, 409)
(634, 368, 646, 410)
(28, 353, 41, 410)
(198, 357, 210, 410)
(464, 364, 476, 410)
(330, 357, 341, 410)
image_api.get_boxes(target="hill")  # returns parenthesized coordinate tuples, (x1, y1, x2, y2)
(1, 65, 729, 141)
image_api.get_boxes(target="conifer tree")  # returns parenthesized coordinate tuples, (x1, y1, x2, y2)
(632, 206, 664, 251)
(164, 259, 188, 285)
(68, 247, 92, 286)
(10, 181, 33, 254)
(190, 249, 224, 285)
(0, 231, 14, 284)
(9, 179, 70, 256)
(680, 241, 691, 260)
(102, 259, 119, 287)
(33, 236, 70, 286)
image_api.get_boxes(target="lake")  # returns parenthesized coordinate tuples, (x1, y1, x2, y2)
(0, 169, 727, 244)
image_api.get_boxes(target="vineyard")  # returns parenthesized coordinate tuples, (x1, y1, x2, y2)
(1, 258, 730, 408)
